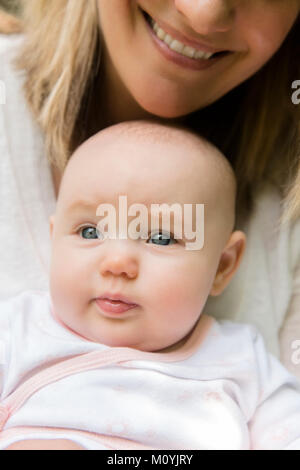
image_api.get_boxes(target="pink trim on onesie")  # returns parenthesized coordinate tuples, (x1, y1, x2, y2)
(0, 314, 214, 447)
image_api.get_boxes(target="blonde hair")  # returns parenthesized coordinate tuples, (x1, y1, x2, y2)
(16, 0, 100, 168)
(14, 0, 300, 223)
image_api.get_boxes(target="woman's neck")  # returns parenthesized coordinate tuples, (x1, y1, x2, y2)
(99, 51, 153, 126)
(98, 48, 186, 128)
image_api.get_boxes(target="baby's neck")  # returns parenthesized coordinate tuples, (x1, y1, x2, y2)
(156, 325, 197, 354)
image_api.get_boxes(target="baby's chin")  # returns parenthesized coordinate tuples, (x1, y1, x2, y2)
(87, 335, 184, 353)
(85, 334, 169, 352)
(56, 311, 183, 352)
(70, 327, 176, 352)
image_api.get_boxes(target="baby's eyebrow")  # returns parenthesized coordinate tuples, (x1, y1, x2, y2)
(66, 200, 98, 214)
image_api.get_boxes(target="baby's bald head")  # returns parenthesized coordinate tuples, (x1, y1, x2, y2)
(56, 120, 237, 247)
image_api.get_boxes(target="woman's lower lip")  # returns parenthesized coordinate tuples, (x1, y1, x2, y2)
(143, 12, 225, 72)
(95, 298, 138, 316)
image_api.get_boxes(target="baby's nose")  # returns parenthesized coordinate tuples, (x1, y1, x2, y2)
(99, 246, 139, 280)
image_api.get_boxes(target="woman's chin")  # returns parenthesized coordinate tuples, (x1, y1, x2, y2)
(135, 95, 201, 120)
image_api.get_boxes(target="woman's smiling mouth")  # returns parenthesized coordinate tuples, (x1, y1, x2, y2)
(140, 8, 231, 71)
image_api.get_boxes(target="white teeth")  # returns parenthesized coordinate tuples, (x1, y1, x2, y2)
(164, 34, 173, 46)
(195, 50, 206, 60)
(169, 39, 184, 54)
(150, 19, 214, 60)
(182, 46, 196, 59)
(157, 27, 166, 41)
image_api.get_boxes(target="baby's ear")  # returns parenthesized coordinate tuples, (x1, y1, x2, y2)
(210, 231, 246, 297)
(49, 215, 55, 240)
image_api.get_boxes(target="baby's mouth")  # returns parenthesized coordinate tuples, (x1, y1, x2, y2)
(95, 295, 139, 315)
(141, 8, 230, 62)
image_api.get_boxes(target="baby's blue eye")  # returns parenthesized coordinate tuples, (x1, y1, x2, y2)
(80, 227, 103, 240)
(147, 231, 177, 246)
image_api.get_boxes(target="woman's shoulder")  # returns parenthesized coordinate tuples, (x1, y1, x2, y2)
(247, 180, 300, 271)
(0, 32, 21, 47)
(0, 33, 23, 67)
(246, 179, 281, 215)
(0, 33, 41, 141)
(0, 34, 25, 106)
(236, 180, 283, 235)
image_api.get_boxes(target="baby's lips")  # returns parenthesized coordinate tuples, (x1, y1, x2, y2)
(97, 292, 139, 306)
(95, 297, 139, 315)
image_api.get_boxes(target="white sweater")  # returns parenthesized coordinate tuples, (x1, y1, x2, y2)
(0, 34, 300, 360)
(0, 34, 56, 298)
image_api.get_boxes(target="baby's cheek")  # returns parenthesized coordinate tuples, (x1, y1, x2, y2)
(153, 268, 198, 313)
(52, 243, 89, 285)
(164, 260, 213, 314)
(50, 246, 87, 319)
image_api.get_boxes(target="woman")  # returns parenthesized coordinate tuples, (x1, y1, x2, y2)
(0, 0, 300, 377)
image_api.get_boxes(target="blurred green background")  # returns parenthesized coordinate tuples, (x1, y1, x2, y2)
(0, 0, 21, 14)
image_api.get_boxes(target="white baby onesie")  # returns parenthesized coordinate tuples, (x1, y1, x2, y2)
(0, 290, 300, 450)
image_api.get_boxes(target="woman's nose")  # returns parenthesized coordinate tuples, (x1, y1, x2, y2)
(99, 244, 139, 280)
(174, 0, 235, 34)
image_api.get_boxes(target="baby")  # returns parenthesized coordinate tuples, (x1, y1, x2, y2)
(0, 121, 300, 451)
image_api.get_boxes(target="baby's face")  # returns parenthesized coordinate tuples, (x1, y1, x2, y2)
(50, 128, 241, 352)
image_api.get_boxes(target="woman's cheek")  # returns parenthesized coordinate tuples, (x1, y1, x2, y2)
(242, 4, 299, 61)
